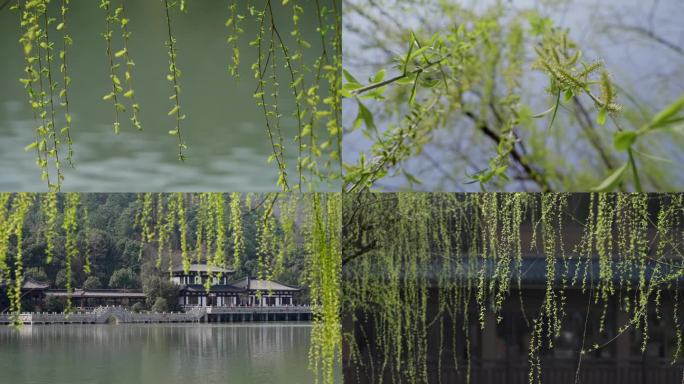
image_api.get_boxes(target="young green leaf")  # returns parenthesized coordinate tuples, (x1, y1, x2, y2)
(403, 35, 415, 74)
(613, 131, 637, 151)
(597, 108, 607, 126)
(24, 142, 38, 152)
(355, 100, 376, 131)
(648, 93, 684, 129)
(403, 169, 423, 185)
(372, 69, 386, 83)
(591, 162, 628, 192)
(532, 106, 556, 119)
(409, 74, 419, 105)
(343, 69, 360, 84)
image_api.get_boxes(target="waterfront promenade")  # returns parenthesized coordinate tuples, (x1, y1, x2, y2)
(0, 305, 313, 325)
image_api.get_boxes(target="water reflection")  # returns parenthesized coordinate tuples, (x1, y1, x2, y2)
(0, 323, 324, 384)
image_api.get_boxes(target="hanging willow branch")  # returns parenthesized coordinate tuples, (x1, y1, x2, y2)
(226, 0, 243, 79)
(11, 0, 341, 191)
(61, 192, 79, 314)
(307, 193, 342, 384)
(238, 0, 341, 191)
(40, 192, 57, 264)
(16, 0, 67, 190)
(0, 194, 94, 326)
(343, 193, 684, 384)
(100, 0, 141, 133)
(163, 0, 187, 160)
(57, 0, 74, 165)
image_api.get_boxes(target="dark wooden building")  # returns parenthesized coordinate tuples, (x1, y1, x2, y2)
(170, 264, 234, 286)
(44, 289, 146, 308)
(171, 264, 241, 307)
(3, 264, 303, 312)
(1, 278, 146, 311)
(230, 277, 301, 306)
(172, 264, 302, 307)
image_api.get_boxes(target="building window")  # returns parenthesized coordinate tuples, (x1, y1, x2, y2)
(188, 296, 198, 305)
(194, 275, 201, 284)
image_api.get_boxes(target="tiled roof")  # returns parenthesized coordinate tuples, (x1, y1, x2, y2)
(172, 264, 234, 274)
(344, 257, 684, 288)
(0, 278, 50, 290)
(22, 278, 50, 290)
(45, 289, 146, 298)
(485, 257, 681, 286)
(180, 284, 245, 293)
(230, 277, 301, 292)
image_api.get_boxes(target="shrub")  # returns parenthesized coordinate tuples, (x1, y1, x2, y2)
(131, 302, 145, 313)
(151, 297, 169, 313)
(109, 267, 138, 289)
(44, 296, 66, 313)
(83, 276, 102, 290)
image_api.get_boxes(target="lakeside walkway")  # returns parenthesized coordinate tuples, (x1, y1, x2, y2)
(0, 305, 313, 325)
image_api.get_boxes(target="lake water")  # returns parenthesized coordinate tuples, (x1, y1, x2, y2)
(0, 323, 327, 384)
(0, 0, 338, 191)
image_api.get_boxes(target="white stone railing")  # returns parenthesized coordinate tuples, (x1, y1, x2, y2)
(203, 305, 312, 314)
(1, 306, 205, 325)
(0, 313, 33, 324)
(28, 312, 95, 323)
(1, 305, 312, 325)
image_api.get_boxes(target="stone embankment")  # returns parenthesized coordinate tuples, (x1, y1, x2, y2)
(0, 305, 312, 324)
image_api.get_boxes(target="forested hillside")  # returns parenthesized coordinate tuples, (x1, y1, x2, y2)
(3, 193, 309, 303)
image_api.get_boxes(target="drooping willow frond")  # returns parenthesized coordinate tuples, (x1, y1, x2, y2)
(343, 193, 684, 384)
(163, 0, 187, 160)
(11, 1, 341, 191)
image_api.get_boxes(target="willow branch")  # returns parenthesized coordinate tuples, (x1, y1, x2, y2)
(613, 24, 684, 57)
(572, 97, 617, 170)
(463, 111, 552, 192)
(350, 55, 450, 96)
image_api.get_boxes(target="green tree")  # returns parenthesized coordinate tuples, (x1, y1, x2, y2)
(131, 302, 145, 313)
(142, 274, 179, 310)
(82, 276, 102, 290)
(151, 297, 169, 313)
(23, 267, 48, 282)
(54, 269, 68, 288)
(44, 296, 66, 313)
(108, 268, 137, 289)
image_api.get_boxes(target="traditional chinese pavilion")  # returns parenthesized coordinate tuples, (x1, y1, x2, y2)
(172, 264, 301, 307)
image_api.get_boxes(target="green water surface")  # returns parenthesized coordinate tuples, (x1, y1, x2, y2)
(0, 323, 324, 384)
(0, 0, 337, 191)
